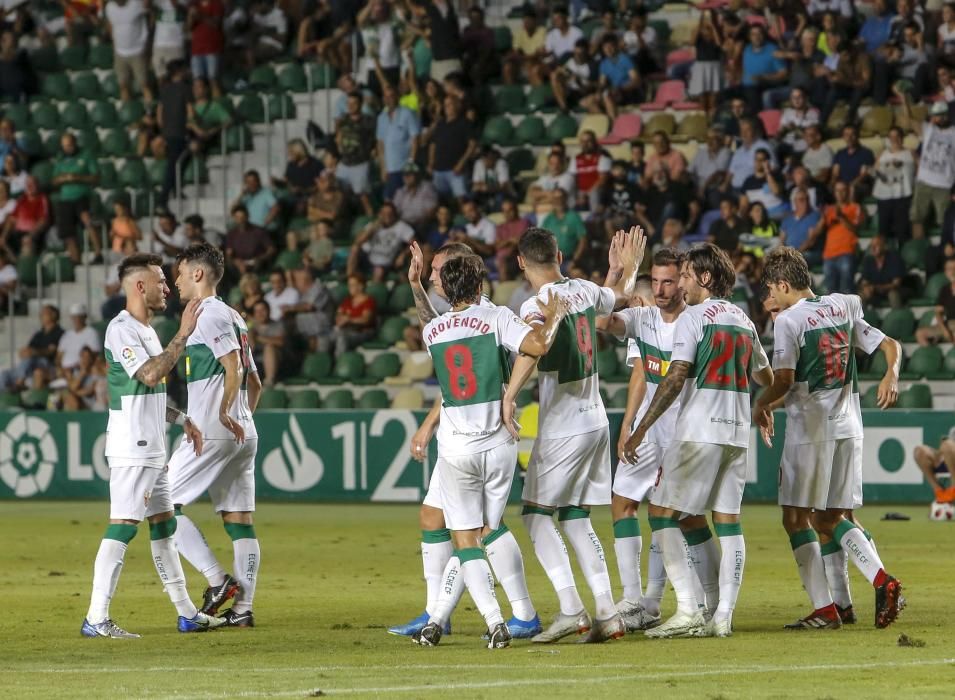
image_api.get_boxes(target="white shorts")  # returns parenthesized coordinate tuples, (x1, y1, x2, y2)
(437, 441, 518, 531)
(779, 437, 862, 511)
(613, 442, 665, 503)
(422, 463, 442, 510)
(168, 439, 258, 513)
(108, 462, 174, 521)
(523, 428, 612, 508)
(651, 441, 747, 515)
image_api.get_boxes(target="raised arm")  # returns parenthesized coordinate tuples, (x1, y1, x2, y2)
(407, 241, 439, 324)
(133, 298, 202, 387)
(605, 225, 647, 307)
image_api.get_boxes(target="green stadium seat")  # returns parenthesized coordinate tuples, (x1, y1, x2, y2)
(906, 345, 944, 379)
(323, 388, 355, 409)
(15, 254, 38, 287)
(358, 389, 390, 409)
(275, 249, 303, 271)
(505, 147, 536, 175)
(257, 388, 289, 409)
(249, 65, 278, 88)
(76, 128, 101, 156)
(526, 85, 556, 112)
(862, 306, 881, 329)
(288, 389, 321, 409)
(267, 92, 296, 121)
(278, 64, 307, 93)
(898, 383, 933, 409)
(118, 100, 145, 127)
(546, 113, 579, 142)
(881, 308, 916, 342)
(368, 352, 401, 379)
(492, 85, 526, 115)
(43, 255, 75, 283)
(307, 62, 339, 89)
(610, 387, 629, 409)
(30, 102, 59, 130)
(101, 72, 120, 99)
(371, 316, 410, 348)
(944, 346, 955, 374)
(89, 100, 120, 129)
(59, 45, 88, 70)
(29, 46, 59, 73)
(182, 158, 209, 185)
(20, 388, 49, 409)
(914, 272, 948, 306)
(3, 102, 31, 128)
(596, 348, 619, 377)
(918, 308, 936, 328)
(515, 116, 547, 146)
(388, 283, 415, 313)
(901, 238, 928, 270)
(649, 19, 672, 44)
(225, 124, 254, 152)
(118, 158, 147, 188)
(302, 353, 333, 381)
(101, 128, 133, 157)
(151, 316, 178, 346)
(0, 392, 20, 409)
(333, 352, 366, 382)
(859, 349, 889, 380)
(146, 158, 165, 187)
(236, 94, 266, 124)
(88, 43, 113, 70)
(481, 116, 516, 147)
(18, 129, 43, 159)
(350, 214, 374, 240)
(72, 72, 103, 100)
(493, 26, 513, 51)
(860, 384, 880, 409)
(365, 282, 389, 309)
(41, 73, 71, 99)
(30, 160, 54, 190)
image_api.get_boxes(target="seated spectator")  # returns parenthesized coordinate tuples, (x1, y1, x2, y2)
(645, 132, 687, 183)
(916, 256, 955, 345)
(0, 119, 22, 164)
(600, 159, 641, 237)
(330, 274, 378, 355)
(741, 148, 788, 219)
(307, 169, 346, 237)
(719, 98, 749, 142)
(302, 219, 334, 274)
(874, 20, 930, 105)
(188, 0, 225, 96)
(55, 304, 101, 376)
(52, 132, 99, 264)
(348, 201, 414, 281)
(821, 180, 863, 294)
(377, 84, 421, 200)
(247, 299, 285, 386)
(335, 92, 377, 216)
(273, 139, 322, 217)
(622, 8, 661, 77)
(0, 29, 33, 103)
(545, 6, 583, 66)
(263, 268, 300, 321)
(596, 33, 642, 120)
(455, 198, 496, 259)
(61, 347, 105, 411)
(819, 36, 871, 127)
(743, 201, 781, 257)
(0, 248, 16, 312)
(187, 78, 232, 155)
(708, 196, 746, 254)
(393, 163, 439, 234)
(427, 95, 477, 202)
(800, 124, 833, 183)
(626, 140, 646, 185)
(105, 0, 153, 103)
(153, 211, 189, 259)
(727, 118, 776, 192)
(588, 9, 617, 56)
(109, 197, 142, 259)
(831, 124, 875, 200)
(245, 0, 288, 68)
(571, 130, 611, 211)
(0, 304, 63, 391)
(286, 266, 332, 352)
(873, 126, 915, 241)
(859, 0, 895, 56)
(224, 204, 276, 276)
(505, 6, 546, 85)
(777, 87, 819, 160)
(425, 205, 458, 254)
(768, 27, 824, 110)
(741, 24, 787, 116)
(688, 10, 724, 117)
(540, 189, 587, 269)
(4, 154, 27, 197)
(471, 146, 512, 212)
(494, 198, 529, 281)
(642, 168, 699, 238)
(232, 169, 280, 230)
(657, 217, 690, 253)
(858, 234, 906, 309)
(781, 188, 823, 267)
(529, 153, 575, 211)
(690, 127, 731, 210)
(551, 38, 598, 113)
(940, 3, 955, 62)
(237, 272, 265, 319)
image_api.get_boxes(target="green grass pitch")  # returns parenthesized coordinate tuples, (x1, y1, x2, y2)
(2, 501, 954, 698)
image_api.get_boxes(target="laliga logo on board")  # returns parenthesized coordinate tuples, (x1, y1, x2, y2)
(262, 415, 324, 492)
(0, 414, 58, 497)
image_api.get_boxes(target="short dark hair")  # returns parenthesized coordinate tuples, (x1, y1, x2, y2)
(436, 241, 473, 259)
(118, 253, 163, 282)
(684, 243, 736, 298)
(762, 246, 813, 290)
(518, 227, 559, 265)
(244, 169, 261, 182)
(185, 214, 204, 229)
(440, 254, 486, 306)
(176, 241, 224, 284)
(652, 247, 683, 269)
(231, 203, 248, 216)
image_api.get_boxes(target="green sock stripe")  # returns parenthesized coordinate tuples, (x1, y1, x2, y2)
(521, 505, 555, 517)
(149, 518, 177, 541)
(863, 528, 874, 542)
(714, 522, 743, 538)
(482, 523, 510, 546)
(173, 505, 183, 516)
(613, 517, 641, 538)
(833, 519, 858, 542)
(224, 522, 257, 541)
(789, 528, 818, 551)
(455, 547, 485, 564)
(649, 516, 679, 531)
(820, 540, 842, 556)
(683, 526, 713, 546)
(557, 506, 590, 522)
(421, 528, 452, 544)
(103, 523, 138, 544)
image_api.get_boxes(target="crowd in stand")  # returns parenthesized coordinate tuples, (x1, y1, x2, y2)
(6, 0, 955, 410)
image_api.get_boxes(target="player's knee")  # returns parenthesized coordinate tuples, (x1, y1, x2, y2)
(913, 445, 935, 468)
(419, 505, 445, 530)
(811, 510, 839, 535)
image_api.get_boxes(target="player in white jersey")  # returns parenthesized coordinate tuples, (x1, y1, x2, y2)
(599, 248, 721, 631)
(623, 243, 773, 639)
(754, 247, 905, 630)
(412, 253, 568, 648)
(166, 242, 263, 628)
(81, 253, 224, 638)
(390, 241, 544, 640)
(501, 226, 644, 643)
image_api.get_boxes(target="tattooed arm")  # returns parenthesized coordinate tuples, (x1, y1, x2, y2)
(133, 299, 202, 387)
(408, 241, 439, 324)
(165, 402, 204, 456)
(622, 360, 689, 464)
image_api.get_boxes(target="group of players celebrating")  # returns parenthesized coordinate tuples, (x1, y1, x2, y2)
(78, 225, 906, 645)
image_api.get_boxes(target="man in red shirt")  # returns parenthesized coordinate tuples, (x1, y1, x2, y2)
(1, 176, 50, 257)
(188, 0, 224, 96)
(570, 130, 611, 211)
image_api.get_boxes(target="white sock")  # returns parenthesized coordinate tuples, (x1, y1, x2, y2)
(640, 529, 667, 615)
(835, 521, 885, 586)
(657, 524, 701, 615)
(823, 546, 853, 608)
(688, 535, 721, 615)
(559, 511, 616, 619)
(174, 512, 227, 587)
(682, 534, 708, 616)
(421, 530, 453, 616)
(151, 532, 198, 619)
(485, 526, 536, 621)
(427, 556, 464, 626)
(459, 551, 504, 628)
(87, 538, 129, 624)
(612, 517, 642, 602)
(716, 528, 745, 619)
(232, 538, 260, 614)
(522, 509, 585, 615)
(790, 530, 833, 610)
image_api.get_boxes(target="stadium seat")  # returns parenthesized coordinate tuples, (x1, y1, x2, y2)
(825, 104, 850, 134)
(391, 387, 424, 409)
(918, 308, 936, 328)
(151, 317, 178, 346)
(225, 124, 254, 152)
(236, 94, 266, 124)
(385, 352, 433, 386)
(302, 353, 333, 381)
(901, 238, 928, 270)
(596, 347, 619, 377)
(275, 249, 303, 270)
(307, 62, 339, 89)
(278, 63, 308, 93)
(862, 306, 882, 329)
(324, 388, 355, 409)
(20, 388, 49, 409)
(599, 113, 642, 145)
(288, 389, 321, 409)
(59, 45, 88, 69)
(72, 72, 103, 100)
(30, 102, 60, 130)
(367, 352, 401, 380)
(673, 113, 707, 143)
(861, 106, 894, 138)
(88, 43, 113, 70)
(101, 128, 133, 158)
(89, 100, 119, 129)
(610, 387, 629, 409)
(643, 112, 676, 137)
(913, 272, 948, 306)
(29, 46, 59, 73)
(526, 85, 556, 112)
(16, 254, 38, 287)
(257, 388, 289, 409)
(43, 255, 75, 283)
(182, 158, 209, 185)
(388, 284, 415, 313)
(101, 72, 120, 99)
(3, 102, 31, 127)
(17, 129, 43, 158)
(118, 100, 145, 127)
(898, 383, 933, 409)
(860, 349, 889, 380)
(249, 65, 278, 89)
(30, 160, 54, 189)
(944, 346, 955, 374)
(333, 352, 365, 382)
(757, 110, 782, 138)
(492, 85, 526, 115)
(365, 282, 389, 309)
(650, 19, 672, 44)
(358, 389, 390, 409)
(365, 316, 410, 349)
(481, 116, 516, 147)
(568, 114, 610, 144)
(118, 158, 147, 189)
(641, 80, 689, 111)
(0, 391, 20, 409)
(911, 345, 954, 379)
(860, 384, 880, 409)
(881, 308, 916, 341)
(546, 113, 579, 143)
(268, 92, 296, 121)
(515, 115, 547, 146)
(493, 25, 513, 51)
(41, 73, 71, 99)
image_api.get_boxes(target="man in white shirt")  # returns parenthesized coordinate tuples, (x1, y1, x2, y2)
(899, 93, 955, 240)
(105, 0, 153, 103)
(801, 125, 834, 183)
(152, 0, 186, 79)
(0, 248, 16, 310)
(778, 87, 819, 155)
(529, 153, 576, 210)
(56, 304, 102, 374)
(348, 201, 414, 282)
(456, 198, 496, 260)
(263, 269, 300, 321)
(545, 7, 583, 64)
(247, 0, 288, 67)
(153, 211, 189, 260)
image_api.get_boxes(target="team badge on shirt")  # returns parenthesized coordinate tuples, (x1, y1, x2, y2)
(121, 347, 137, 366)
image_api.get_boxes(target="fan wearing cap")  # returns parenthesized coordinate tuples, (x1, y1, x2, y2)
(55, 303, 102, 376)
(896, 85, 955, 240)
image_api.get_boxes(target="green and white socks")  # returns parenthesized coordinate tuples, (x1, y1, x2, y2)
(484, 524, 536, 622)
(224, 522, 260, 614)
(790, 529, 834, 611)
(821, 539, 852, 608)
(641, 529, 668, 616)
(649, 517, 701, 616)
(456, 547, 504, 629)
(714, 521, 745, 623)
(613, 517, 643, 603)
(421, 528, 454, 617)
(150, 517, 199, 619)
(684, 525, 720, 615)
(834, 520, 887, 588)
(558, 507, 616, 620)
(522, 506, 586, 616)
(174, 508, 228, 587)
(87, 523, 137, 624)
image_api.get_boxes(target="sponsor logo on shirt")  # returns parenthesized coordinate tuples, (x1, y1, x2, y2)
(645, 355, 670, 377)
(121, 347, 137, 366)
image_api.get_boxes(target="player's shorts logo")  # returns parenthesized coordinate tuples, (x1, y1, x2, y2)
(262, 415, 324, 492)
(0, 414, 58, 497)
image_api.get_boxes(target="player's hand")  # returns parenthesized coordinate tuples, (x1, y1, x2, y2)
(622, 428, 644, 464)
(219, 412, 245, 444)
(410, 423, 434, 462)
(502, 393, 521, 441)
(615, 225, 647, 276)
(616, 429, 632, 462)
(183, 418, 203, 456)
(536, 289, 570, 323)
(876, 374, 899, 409)
(177, 298, 203, 338)
(408, 241, 424, 284)
(607, 234, 623, 276)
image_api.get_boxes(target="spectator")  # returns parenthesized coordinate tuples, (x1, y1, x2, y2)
(551, 38, 598, 112)
(766, 0, 809, 49)
(916, 256, 955, 345)
(302, 219, 334, 273)
(425, 204, 457, 253)
(104, 0, 153, 103)
(0, 304, 63, 391)
(769, 28, 824, 110)
(859, 0, 895, 55)
(152, 1, 186, 81)
(348, 201, 414, 281)
(187, 77, 232, 156)
(52, 132, 99, 265)
(727, 118, 776, 191)
(940, 3, 955, 61)
(109, 197, 142, 258)
(545, 6, 583, 65)
(571, 129, 611, 211)
(821, 180, 862, 294)
(873, 126, 915, 241)
(55, 303, 101, 375)
(0, 29, 33, 102)
(800, 124, 833, 183)
(777, 87, 819, 160)
(741, 148, 788, 219)
(245, 0, 287, 68)
(247, 299, 285, 386)
(781, 187, 824, 267)
(471, 146, 512, 212)
(263, 268, 300, 321)
(460, 5, 497, 86)
(819, 36, 871, 127)
(807, 0, 854, 24)
(588, 9, 617, 56)
(689, 127, 731, 210)
(858, 234, 906, 309)
(688, 9, 724, 117)
(377, 84, 421, 200)
(719, 97, 749, 141)
(657, 217, 690, 253)
(332, 74, 376, 121)
(622, 8, 660, 77)
(330, 274, 378, 355)
(286, 266, 332, 351)
(237, 272, 265, 319)
(626, 140, 646, 185)
(224, 204, 276, 275)
(59, 346, 100, 411)
(63, 0, 103, 47)
(529, 152, 575, 210)
(296, 0, 333, 62)
(336, 92, 378, 217)
(645, 131, 687, 183)
(424, 0, 463, 81)
(0, 180, 14, 231)
(741, 24, 787, 116)
(708, 196, 746, 254)
(744, 201, 781, 257)
(831, 124, 875, 198)
(600, 159, 640, 236)
(494, 197, 529, 281)
(507, 6, 546, 85)
(427, 95, 477, 201)
(898, 93, 955, 240)
(393, 162, 438, 234)
(596, 33, 641, 120)
(158, 59, 191, 206)
(642, 168, 699, 237)
(358, 0, 399, 94)
(153, 210, 189, 258)
(1, 175, 50, 257)
(454, 198, 496, 259)
(188, 0, 225, 96)
(233, 169, 280, 230)
(273, 139, 322, 215)
(307, 170, 346, 237)
(540, 189, 587, 267)
(0, 248, 16, 312)
(874, 20, 930, 104)
(3, 154, 27, 197)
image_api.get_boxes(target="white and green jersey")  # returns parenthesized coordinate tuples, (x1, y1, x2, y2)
(104, 310, 167, 467)
(773, 293, 884, 445)
(184, 297, 258, 441)
(671, 298, 770, 447)
(520, 278, 616, 439)
(424, 302, 532, 456)
(618, 305, 682, 447)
